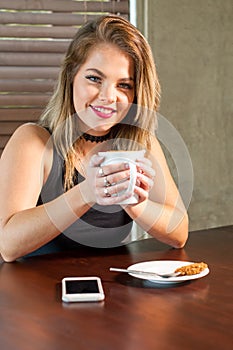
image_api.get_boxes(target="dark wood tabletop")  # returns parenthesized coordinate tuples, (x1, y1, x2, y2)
(0, 225, 232, 350)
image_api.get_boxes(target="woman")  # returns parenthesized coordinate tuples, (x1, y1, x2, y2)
(0, 15, 188, 262)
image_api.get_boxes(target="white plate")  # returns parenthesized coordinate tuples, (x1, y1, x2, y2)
(128, 260, 209, 284)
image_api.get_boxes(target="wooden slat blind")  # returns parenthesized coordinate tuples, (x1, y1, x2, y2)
(0, 0, 129, 155)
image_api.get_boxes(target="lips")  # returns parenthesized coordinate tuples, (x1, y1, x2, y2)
(90, 105, 117, 119)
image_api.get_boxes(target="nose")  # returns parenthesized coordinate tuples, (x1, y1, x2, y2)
(98, 83, 116, 104)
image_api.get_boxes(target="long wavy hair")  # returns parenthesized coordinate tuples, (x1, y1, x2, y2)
(39, 15, 161, 189)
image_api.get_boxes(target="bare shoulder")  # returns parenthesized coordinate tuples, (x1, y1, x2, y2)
(149, 135, 168, 166)
(8, 123, 50, 146)
(1, 123, 53, 182)
(0, 123, 53, 194)
(2, 123, 51, 158)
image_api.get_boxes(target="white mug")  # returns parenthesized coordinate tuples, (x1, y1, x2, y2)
(98, 150, 146, 204)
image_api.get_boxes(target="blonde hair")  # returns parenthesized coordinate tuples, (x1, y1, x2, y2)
(39, 15, 161, 189)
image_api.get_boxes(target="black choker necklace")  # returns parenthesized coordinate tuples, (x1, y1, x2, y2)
(81, 131, 111, 143)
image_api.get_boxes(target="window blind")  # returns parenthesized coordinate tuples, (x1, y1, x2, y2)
(0, 0, 129, 155)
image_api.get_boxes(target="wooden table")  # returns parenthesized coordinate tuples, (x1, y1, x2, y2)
(0, 226, 232, 350)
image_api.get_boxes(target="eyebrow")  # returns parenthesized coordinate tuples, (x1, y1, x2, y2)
(85, 68, 134, 81)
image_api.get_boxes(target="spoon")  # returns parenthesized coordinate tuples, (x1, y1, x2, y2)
(110, 267, 181, 278)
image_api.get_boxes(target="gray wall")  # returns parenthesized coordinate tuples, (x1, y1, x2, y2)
(137, 0, 233, 231)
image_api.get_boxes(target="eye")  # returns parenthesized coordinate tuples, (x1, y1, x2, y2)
(85, 75, 102, 84)
(118, 82, 134, 90)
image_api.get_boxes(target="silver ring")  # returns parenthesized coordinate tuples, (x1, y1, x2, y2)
(104, 176, 111, 187)
(104, 187, 111, 197)
(98, 166, 105, 177)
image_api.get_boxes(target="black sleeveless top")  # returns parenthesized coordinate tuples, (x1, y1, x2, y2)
(27, 141, 133, 256)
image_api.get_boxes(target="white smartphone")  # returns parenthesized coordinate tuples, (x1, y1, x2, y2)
(62, 277, 105, 303)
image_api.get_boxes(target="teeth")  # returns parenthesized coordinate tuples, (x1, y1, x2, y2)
(93, 106, 113, 114)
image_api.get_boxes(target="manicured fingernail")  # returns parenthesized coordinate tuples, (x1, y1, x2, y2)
(124, 162, 130, 169)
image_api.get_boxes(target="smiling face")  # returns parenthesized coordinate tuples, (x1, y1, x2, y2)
(73, 43, 135, 135)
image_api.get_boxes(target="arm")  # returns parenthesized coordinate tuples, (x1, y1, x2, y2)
(0, 124, 91, 262)
(124, 137, 189, 248)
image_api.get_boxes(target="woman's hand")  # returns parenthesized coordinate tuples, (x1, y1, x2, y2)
(134, 157, 155, 204)
(83, 154, 155, 206)
(85, 154, 132, 205)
